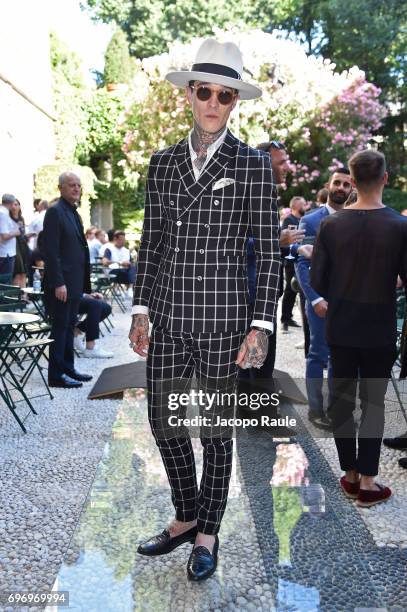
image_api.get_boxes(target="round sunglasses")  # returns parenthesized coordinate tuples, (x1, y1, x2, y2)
(190, 85, 237, 106)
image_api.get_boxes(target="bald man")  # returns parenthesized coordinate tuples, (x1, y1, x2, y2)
(42, 172, 93, 388)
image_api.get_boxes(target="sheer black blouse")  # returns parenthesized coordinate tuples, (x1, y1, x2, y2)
(310, 207, 407, 347)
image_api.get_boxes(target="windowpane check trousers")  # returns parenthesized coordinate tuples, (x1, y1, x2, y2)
(147, 326, 246, 535)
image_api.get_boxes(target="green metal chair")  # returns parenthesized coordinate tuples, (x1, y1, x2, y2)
(390, 292, 407, 427)
(0, 273, 13, 284)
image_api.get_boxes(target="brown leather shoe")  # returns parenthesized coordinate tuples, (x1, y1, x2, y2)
(356, 484, 391, 508)
(340, 476, 360, 499)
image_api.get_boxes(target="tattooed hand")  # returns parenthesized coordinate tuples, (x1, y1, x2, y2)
(235, 329, 269, 369)
(128, 314, 149, 358)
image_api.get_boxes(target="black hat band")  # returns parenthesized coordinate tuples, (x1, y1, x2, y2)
(191, 63, 241, 81)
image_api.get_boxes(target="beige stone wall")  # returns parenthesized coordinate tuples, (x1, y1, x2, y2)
(0, 2, 55, 223)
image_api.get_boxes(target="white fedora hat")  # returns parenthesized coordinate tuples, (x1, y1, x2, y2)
(166, 39, 262, 100)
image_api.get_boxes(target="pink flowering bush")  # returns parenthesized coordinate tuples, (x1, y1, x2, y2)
(121, 29, 387, 212)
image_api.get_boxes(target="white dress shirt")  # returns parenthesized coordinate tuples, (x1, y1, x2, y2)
(188, 128, 227, 180)
(28, 210, 46, 250)
(0, 207, 18, 257)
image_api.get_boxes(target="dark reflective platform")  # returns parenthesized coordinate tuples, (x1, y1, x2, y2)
(51, 390, 407, 611)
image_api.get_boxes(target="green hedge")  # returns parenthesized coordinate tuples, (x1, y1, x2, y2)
(383, 188, 407, 213)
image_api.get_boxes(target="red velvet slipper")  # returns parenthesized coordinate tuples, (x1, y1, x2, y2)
(356, 484, 392, 508)
(340, 476, 360, 499)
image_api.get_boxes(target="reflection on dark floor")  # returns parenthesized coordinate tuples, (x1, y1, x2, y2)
(52, 389, 407, 612)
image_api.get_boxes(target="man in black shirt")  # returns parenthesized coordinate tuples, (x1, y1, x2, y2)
(311, 149, 407, 507)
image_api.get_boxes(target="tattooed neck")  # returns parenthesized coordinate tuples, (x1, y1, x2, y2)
(191, 122, 226, 157)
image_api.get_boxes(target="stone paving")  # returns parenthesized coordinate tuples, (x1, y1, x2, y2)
(0, 299, 406, 611)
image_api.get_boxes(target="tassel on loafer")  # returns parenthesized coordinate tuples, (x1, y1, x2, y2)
(137, 525, 197, 556)
(187, 535, 219, 581)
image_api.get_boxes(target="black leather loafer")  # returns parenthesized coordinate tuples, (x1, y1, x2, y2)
(398, 457, 407, 469)
(48, 374, 83, 389)
(383, 433, 407, 450)
(65, 370, 93, 382)
(137, 526, 197, 556)
(187, 535, 219, 581)
(308, 412, 332, 431)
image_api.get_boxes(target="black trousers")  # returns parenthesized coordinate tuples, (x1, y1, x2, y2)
(0, 255, 15, 277)
(46, 293, 80, 381)
(76, 295, 112, 341)
(281, 263, 297, 323)
(329, 344, 396, 476)
(299, 290, 310, 357)
(147, 326, 245, 535)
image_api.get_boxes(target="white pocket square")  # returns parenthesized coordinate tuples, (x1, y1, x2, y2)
(212, 178, 235, 191)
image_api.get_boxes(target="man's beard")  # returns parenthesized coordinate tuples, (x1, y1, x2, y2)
(329, 190, 348, 205)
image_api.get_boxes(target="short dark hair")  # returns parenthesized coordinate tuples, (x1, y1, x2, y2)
(316, 188, 329, 204)
(114, 230, 125, 239)
(257, 141, 286, 153)
(107, 229, 115, 242)
(348, 149, 386, 188)
(331, 166, 350, 177)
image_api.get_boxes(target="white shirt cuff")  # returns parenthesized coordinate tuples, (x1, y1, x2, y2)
(131, 305, 149, 316)
(250, 319, 274, 334)
(311, 297, 324, 307)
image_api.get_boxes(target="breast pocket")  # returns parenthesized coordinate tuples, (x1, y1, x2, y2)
(212, 181, 246, 210)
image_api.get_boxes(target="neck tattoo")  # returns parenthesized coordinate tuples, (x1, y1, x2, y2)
(191, 122, 225, 171)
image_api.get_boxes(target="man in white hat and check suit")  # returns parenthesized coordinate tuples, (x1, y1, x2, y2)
(129, 39, 281, 580)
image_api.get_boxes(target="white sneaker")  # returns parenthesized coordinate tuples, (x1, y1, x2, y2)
(82, 346, 114, 359)
(74, 335, 85, 352)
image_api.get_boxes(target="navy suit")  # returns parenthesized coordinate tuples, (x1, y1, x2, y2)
(42, 198, 91, 381)
(295, 206, 332, 416)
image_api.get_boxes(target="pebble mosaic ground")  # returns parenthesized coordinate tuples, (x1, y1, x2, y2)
(0, 301, 406, 611)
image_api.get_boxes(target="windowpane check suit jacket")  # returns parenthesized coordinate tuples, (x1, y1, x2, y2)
(133, 129, 281, 334)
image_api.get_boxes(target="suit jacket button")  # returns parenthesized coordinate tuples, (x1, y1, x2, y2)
(197, 276, 203, 281)
(176, 220, 182, 226)
(214, 200, 220, 205)
(199, 249, 204, 254)
(170, 200, 175, 205)
(175, 247, 180, 252)
(204, 224, 209, 228)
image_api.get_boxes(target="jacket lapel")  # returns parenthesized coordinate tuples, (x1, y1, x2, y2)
(59, 199, 85, 244)
(175, 130, 238, 218)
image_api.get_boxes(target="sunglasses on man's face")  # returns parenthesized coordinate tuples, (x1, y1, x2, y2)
(190, 85, 237, 106)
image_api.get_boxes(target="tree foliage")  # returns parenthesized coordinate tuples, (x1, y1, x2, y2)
(82, 0, 406, 97)
(104, 28, 134, 84)
(49, 31, 88, 163)
(82, 0, 264, 58)
(77, 89, 126, 162)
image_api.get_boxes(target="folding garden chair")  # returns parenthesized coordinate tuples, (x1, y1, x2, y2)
(0, 311, 53, 432)
(390, 292, 407, 427)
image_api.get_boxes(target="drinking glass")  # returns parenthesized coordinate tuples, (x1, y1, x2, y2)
(285, 224, 298, 260)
